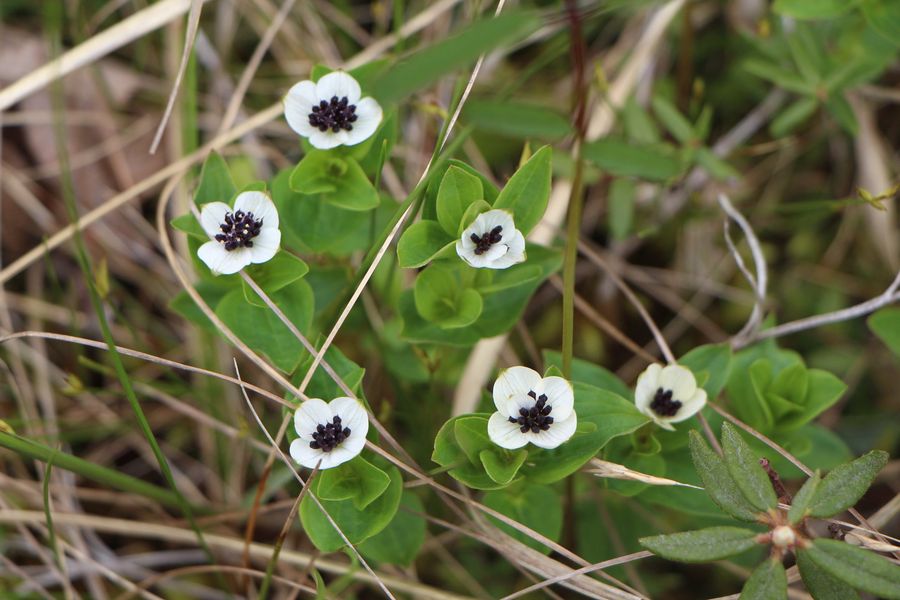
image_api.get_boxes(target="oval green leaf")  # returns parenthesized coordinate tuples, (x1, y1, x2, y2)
(639, 526, 759, 563)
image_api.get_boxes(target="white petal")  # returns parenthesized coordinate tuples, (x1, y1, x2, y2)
(328, 396, 369, 438)
(248, 229, 280, 264)
(344, 97, 382, 146)
(197, 242, 251, 275)
(316, 71, 361, 104)
(480, 209, 515, 234)
(283, 80, 320, 137)
(668, 388, 707, 423)
(456, 242, 490, 268)
(199, 202, 231, 238)
(290, 439, 325, 469)
(338, 430, 366, 461)
(482, 241, 509, 264)
(322, 445, 359, 469)
(530, 411, 577, 449)
(487, 412, 529, 449)
(541, 376, 574, 421)
(659, 365, 697, 402)
(493, 366, 542, 415)
(233, 191, 278, 228)
(489, 232, 526, 269)
(634, 363, 663, 412)
(308, 129, 348, 150)
(653, 417, 676, 431)
(294, 398, 333, 440)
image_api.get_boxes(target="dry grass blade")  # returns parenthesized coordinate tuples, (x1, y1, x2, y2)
(587, 458, 703, 489)
(149, 0, 205, 154)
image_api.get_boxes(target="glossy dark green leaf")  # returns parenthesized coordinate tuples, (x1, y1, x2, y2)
(432, 414, 507, 490)
(689, 431, 762, 522)
(493, 146, 552, 235)
(797, 549, 860, 600)
(639, 526, 759, 562)
(804, 538, 900, 599)
(241, 251, 309, 306)
(454, 415, 494, 466)
(414, 264, 483, 328)
(396, 220, 454, 269)
(289, 152, 379, 211)
(740, 558, 787, 600)
(374, 12, 540, 104)
(483, 484, 562, 554)
(808, 450, 888, 517)
(722, 422, 778, 512)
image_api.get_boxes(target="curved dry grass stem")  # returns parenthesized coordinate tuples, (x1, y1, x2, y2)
(501, 551, 653, 600)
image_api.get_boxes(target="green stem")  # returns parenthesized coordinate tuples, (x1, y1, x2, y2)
(561, 143, 586, 379)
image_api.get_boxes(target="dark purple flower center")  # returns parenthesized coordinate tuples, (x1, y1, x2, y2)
(308, 95, 358, 132)
(309, 415, 351, 452)
(508, 390, 554, 434)
(215, 210, 263, 251)
(650, 387, 682, 417)
(471, 225, 503, 255)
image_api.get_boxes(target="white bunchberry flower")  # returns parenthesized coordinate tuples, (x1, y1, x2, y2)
(289, 397, 369, 470)
(197, 191, 281, 276)
(456, 209, 526, 269)
(634, 363, 707, 431)
(283, 71, 383, 150)
(487, 366, 577, 450)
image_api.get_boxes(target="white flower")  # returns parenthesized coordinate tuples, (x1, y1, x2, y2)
(634, 363, 707, 431)
(289, 396, 369, 470)
(283, 71, 383, 150)
(456, 209, 526, 269)
(487, 366, 577, 450)
(197, 191, 281, 276)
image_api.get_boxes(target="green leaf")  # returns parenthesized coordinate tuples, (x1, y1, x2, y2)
(721, 422, 778, 512)
(414, 264, 483, 328)
(651, 96, 696, 144)
(170, 213, 206, 241)
(456, 199, 493, 237)
(689, 431, 762, 522)
(397, 221, 454, 269)
(797, 549, 860, 600)
(740, 558, 787, 600)
(480, 447, 528, 486)
(862, 0, 900, 46)
(432, 414, 508, 490)
(374, 12, 540, 104)
(542, 351, 632, 399)
(788, 471, 820, 524)
(805, 538, 900, 599)
(315, 456, 391, 511)
(241, 252, 309, 306)
(824, 94, 858, 136)
(770, 97, 819, 138)
(463, 100, 572, 140)
(584, 137, 684, 182)
(608, 178, 635, 241)
(808, 450, 888, 517)
(194, 151, 236, 205)
(483, 484, 563, 554)
(695, 147, 740, 181)
(868, 307, 900, 358)
(639, 526, 759, 562)
(454, 415, 494, 465)
(773, 0, 856, 19)
(359, 491, 426, 566)
(781, 369, 846, 429)
(271, 168, 370, 255)
(294, 339, 365, 401)
(493, 146, 552, 235)
(299, 465, 403, 553)
(744, 59, 816, 95)
(680, 343, 733, 400)
(289, 152, 379, 211)
(215, 282, 314, 373)
(436, 166, 483, 236)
